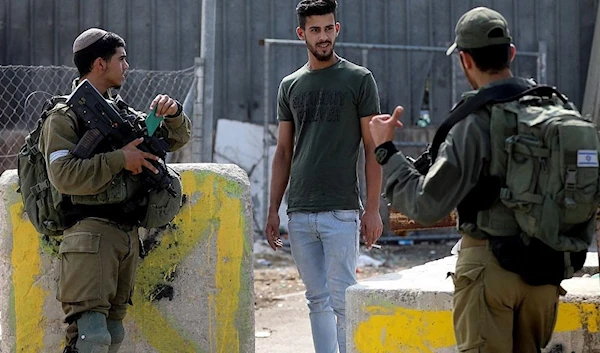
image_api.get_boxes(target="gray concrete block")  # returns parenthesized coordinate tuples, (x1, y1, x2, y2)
(0, 163, 254, 353)
(347, 254, 600, 353)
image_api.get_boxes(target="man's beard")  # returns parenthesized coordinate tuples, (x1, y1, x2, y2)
(104, 68, 125, 90)
(308, 41, 334, 62)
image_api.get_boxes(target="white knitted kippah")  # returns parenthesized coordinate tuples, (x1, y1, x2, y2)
(73, 28, 107, 53)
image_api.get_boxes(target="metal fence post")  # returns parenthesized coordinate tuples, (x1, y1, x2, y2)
(192, 57, 205, 163)
(262, 41, 271, 232)
(200, 0, 217, 162)
(537, 41, 547, 84)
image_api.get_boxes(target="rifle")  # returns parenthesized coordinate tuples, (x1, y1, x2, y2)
(66, 79, 177, 197)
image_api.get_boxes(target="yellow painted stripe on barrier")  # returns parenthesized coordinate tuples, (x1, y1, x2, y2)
(354, 307, 453, 353)
(581, 303, 600, 333)
(354, 301, 600, 352)
(10, 203, 46, 352)
(214, 181, 244, 353)
(131, 171, 213, 352)
(131, 171, 246, 352)
(131, 290, 198, 352)
(555, 302, 600, 333)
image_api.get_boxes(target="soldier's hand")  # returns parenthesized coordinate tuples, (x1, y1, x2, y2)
(122, 138, 159, 175)
(369, 106, 404, 146)
(150, 94, 179, 117)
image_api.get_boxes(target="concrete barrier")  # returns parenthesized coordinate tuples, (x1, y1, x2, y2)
(581, 252, 599, 275)
(0, 163, 254, 353)
(347, 254, 600, 353)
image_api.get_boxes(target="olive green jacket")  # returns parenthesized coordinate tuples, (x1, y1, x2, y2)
(39, 82, 191, 196)
(382, 77, 533, 225)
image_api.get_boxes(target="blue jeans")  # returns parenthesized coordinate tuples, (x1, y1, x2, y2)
(288, 210, 360, 353)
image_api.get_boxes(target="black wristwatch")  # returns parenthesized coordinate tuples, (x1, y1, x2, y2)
(165, 101, 183, 118)
(374, 141, 399, 165)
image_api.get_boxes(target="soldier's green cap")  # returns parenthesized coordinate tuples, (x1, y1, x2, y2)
(446, 7, 512, 56)
(73, 28, 108, 53)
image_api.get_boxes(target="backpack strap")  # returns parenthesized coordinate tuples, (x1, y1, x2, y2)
(43, 95, 69, 114)
(23, 95, 69, 161)
(564, 252, 574, 279)
(429, 83, 570, 163)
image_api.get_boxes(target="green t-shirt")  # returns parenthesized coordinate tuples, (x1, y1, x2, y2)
(277, 58, 380, 213)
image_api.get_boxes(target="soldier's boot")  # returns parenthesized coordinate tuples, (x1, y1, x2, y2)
(106, 319, 125, 353)
(76, 311, 111, 353)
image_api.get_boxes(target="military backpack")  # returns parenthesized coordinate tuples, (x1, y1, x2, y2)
(17, 96, 70, 236)
(420, 83, 600, 281)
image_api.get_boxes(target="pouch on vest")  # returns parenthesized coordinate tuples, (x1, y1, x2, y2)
(69, 172, 142, 206)
(140, 165, 183, 229)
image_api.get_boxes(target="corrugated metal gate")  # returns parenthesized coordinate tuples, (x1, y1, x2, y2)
(1, 0, 597, 126)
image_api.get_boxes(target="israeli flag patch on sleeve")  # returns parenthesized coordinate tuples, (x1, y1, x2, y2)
(577, 150, 599, 168)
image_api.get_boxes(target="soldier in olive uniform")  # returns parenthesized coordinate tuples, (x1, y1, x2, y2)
(369, 7, 563, 353)
(40, 28, 191, 353)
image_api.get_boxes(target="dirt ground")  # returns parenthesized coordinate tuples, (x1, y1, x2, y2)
(252, 239, 456, 352)
(253, 240, 455, 309)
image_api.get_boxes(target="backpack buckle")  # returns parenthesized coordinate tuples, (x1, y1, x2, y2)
(504, 137, 516, 154)
(30, 180, 50, 196)
(43, 220, 58, 232)
(23, 135, 39, 160)
(564, 197, 577, 209)
(565, 168, 577, 191)
(29, 144, 39, 155)
(564, 168, 578, 208)
(499, 188, 512, 200)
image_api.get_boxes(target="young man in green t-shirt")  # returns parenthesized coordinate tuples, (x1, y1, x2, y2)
(265, 1, 383, 352)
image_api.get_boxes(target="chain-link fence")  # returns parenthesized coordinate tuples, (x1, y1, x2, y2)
(0, 65, 195, 175)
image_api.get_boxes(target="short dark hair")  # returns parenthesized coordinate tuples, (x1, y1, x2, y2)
(296, 0, 337, 29)
(458, 29, 511, 73)
(73, 32, 126, 77)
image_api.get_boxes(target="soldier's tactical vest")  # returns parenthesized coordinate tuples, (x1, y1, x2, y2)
(17, 96, 183, 236)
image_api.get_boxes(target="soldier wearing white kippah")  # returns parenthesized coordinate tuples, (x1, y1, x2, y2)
(40, 28, 191, 353)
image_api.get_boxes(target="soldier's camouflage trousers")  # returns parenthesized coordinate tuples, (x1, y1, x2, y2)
(57, 217, 139, 349)
(451, 245, 560, 352)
